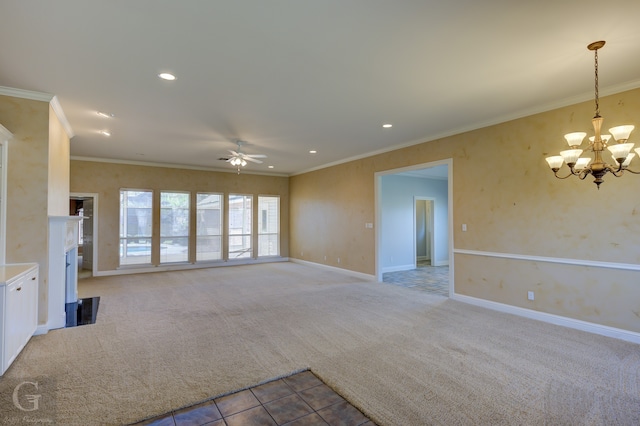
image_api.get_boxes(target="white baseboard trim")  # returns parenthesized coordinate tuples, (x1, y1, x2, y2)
(290, 258, 376, 281)
(417, 256, 428, 261)
(34, 325, 49, 335)
(452, 294, 640, 344)
(93, 257, 290, 277)
(381, 264, 415, 273)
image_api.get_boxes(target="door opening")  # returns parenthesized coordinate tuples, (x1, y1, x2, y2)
(415, 198, 434, 267)
(70, 193, 98, 279)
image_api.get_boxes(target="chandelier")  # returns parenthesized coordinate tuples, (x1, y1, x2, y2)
(545, 41, 639, 188)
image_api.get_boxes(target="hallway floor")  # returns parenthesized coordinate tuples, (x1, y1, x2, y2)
(382, 261, 449, 296)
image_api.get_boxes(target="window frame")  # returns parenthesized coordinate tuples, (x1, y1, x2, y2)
(119, 189, 154, 267)
(258, 195, 280, 257)
(227, 193, 253, 259)
(195, 192, 224, 262)
(159, 190, 191, 264)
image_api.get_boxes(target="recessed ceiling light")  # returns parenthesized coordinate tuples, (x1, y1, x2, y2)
(382, 123, 393, 128)
(309, 150, 317, 154)
(268, 165, 274, 169)
(100, 130, 111, 136)
(158, 72, 176, 81)
(97, 111, 114, 118)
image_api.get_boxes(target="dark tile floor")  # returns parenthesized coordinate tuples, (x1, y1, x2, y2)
(131, 371, 375, 426)
(382, 261, 449, 296)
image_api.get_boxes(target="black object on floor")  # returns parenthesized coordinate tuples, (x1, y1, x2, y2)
(66, 297, 100, 327)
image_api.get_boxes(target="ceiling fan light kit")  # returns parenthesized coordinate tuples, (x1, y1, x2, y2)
(545, 41, 639, 189)
(225, 140, 267, 174)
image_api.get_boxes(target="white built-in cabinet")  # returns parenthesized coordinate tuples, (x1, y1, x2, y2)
(0, 263, 38, 375)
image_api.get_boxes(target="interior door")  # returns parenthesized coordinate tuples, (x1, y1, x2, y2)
(82, 198, 93, 271)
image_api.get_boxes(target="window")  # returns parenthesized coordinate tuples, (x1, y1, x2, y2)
(160, 191, 190, 263)
(196, 193, 222, 261)
(120, 190, 153, 265)
(228, 194, 252, 259)
(258, 196, 279, 257)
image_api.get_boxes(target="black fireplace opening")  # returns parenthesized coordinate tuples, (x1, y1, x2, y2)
(65, 296, 100, 327)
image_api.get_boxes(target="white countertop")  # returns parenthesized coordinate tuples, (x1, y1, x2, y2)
(0, 263, 38, 284)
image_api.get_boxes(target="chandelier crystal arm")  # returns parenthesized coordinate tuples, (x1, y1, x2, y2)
(616, 167, 640, 175)
(551, 169, 583, 180)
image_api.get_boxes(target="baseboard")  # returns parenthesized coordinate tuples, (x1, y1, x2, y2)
(34, 325, 49, 335)
(452, 294, 640, 344)
(290, 258, 376, 281)
(433, 260, 449, 267)
(381, 264, 414, 273)
(93, 257, 290, 277)
(417, 256, 428, 261)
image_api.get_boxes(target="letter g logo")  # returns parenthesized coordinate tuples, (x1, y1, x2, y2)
(12, 381, 41, 412)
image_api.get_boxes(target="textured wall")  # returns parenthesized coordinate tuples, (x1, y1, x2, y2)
(70, 160, 289, 272)
(0, 95, 50, 324)
(290, 87, 640, 332)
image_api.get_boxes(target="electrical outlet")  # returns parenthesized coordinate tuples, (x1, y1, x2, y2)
(527, 291, 534, 301)
(337, 257, 341, 263)
(462, 224, 467, 232)
(324, 255, 327, 261)
(300, 251, 303, 257)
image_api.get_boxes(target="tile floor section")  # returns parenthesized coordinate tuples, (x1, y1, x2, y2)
(132, 370, 375, 426)
(382, 262, 449, 296)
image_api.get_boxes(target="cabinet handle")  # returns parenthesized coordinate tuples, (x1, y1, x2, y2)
(32, 276, 36, 280)
(16, 287, 22, 291)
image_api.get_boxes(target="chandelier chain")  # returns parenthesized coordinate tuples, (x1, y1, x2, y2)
(594, 48, 600, 118)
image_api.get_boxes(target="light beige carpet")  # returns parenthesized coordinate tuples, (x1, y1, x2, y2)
(1, 262, 638, 425)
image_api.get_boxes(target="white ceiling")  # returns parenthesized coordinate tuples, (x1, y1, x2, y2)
(1, 1, 640, 176)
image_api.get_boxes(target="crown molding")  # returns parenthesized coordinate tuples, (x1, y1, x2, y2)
(0, 86, 75, 139)
(0, 85, 53, 102)
(291, 79, 640, 176)
(50, 95, 75, 139)
(70, 156, 289, 177)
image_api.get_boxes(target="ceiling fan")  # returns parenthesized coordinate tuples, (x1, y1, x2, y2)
(223, 140, 267, 173)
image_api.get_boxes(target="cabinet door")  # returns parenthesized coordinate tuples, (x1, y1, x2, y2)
(24, 270, 38, 337)
(4, 278, 24, 370)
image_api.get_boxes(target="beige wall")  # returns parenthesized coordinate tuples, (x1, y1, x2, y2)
(290, 87, 640, 332)
(1, 95, 52, 324)
(70, 160, 289, 272)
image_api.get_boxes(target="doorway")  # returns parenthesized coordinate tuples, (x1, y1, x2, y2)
(415, 198, 434, 267)
(375, 159, 453, 297)
(70, 193, 98, 279)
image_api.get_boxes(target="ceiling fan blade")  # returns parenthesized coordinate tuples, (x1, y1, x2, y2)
(244, 157, 263, 164)
(228, 150, 240, 156)
(246, 154, 267, 158)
